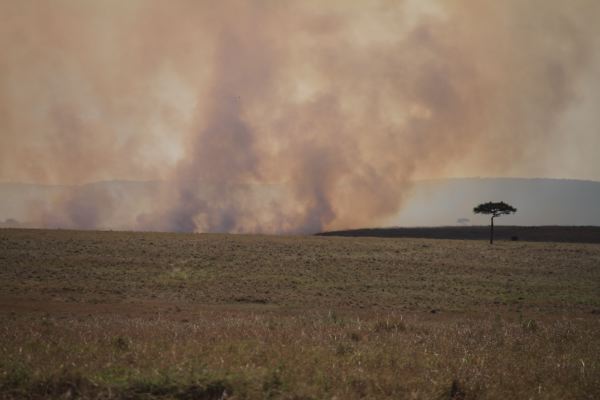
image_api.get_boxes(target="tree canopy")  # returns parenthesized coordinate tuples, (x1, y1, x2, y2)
(473, 201, 517, 244)
(473, 201, 517, 218)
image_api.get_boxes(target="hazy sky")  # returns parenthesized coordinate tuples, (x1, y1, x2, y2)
(1, 0, 599, 233)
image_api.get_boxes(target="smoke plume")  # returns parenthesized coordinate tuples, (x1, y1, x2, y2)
(1, 0, 599, 233)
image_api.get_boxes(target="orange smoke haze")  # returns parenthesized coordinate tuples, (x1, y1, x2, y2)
(1, 0, 599, 233)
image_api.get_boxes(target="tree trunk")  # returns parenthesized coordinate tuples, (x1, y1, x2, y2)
(490, 216, 494, 244)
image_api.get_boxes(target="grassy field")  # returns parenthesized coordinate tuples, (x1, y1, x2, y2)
(0, 228, 599, 399)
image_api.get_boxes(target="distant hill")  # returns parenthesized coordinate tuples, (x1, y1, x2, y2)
(387, 178, 600, 227)
(1, 177, 599, 230)
(0, 181, 161, 229)
(321, 177, 600, 243)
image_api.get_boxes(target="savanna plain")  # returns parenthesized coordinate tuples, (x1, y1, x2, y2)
(0, 229, 599, 399)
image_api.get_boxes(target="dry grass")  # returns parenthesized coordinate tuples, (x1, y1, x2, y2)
(0, 228, 599, 399)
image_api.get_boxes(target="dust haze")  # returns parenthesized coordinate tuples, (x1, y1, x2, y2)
(1, 0, 599, 233)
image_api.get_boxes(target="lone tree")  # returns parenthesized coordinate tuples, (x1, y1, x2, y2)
(473, 201, 517, 244)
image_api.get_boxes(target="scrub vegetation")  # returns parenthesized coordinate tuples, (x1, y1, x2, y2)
(1, 228, 599, 399)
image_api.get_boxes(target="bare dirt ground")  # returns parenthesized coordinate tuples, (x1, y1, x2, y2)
(0, 228, 599, 399)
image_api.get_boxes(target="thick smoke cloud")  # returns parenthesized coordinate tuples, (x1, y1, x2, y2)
(1, 0, 599, 233)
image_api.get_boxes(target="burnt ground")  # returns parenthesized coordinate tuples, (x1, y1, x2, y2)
(318, 225, 600, 243)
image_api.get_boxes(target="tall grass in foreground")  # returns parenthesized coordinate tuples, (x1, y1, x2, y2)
(1, 311, 598, 399)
